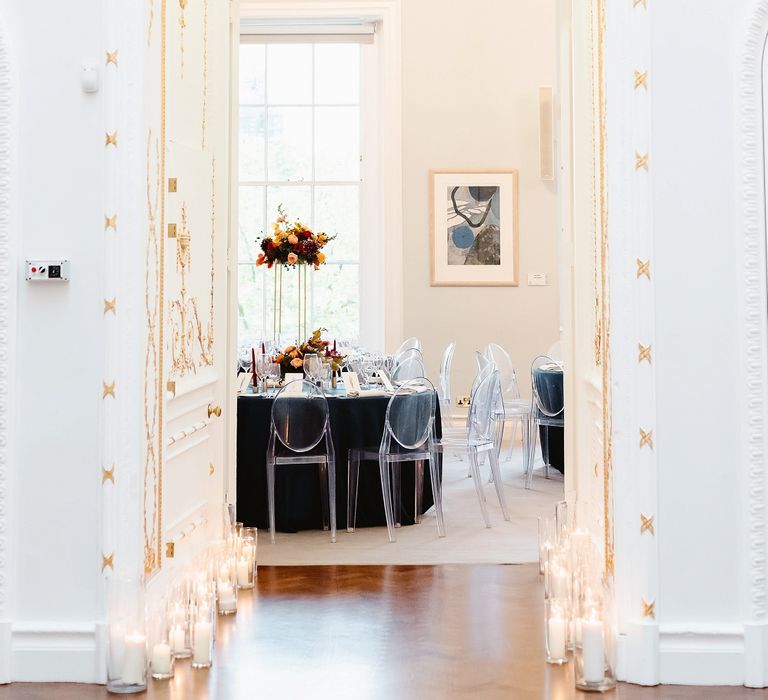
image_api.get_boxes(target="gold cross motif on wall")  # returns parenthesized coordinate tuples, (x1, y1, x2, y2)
(102, 465, 115, 484)
(633, 0, 647, 7)
(635, 152, 649, 171)
(640, 513, 655, 535)
(101, 552, 114, 572)
(103, 298, 116, 315)
(642, 598, 655, 619)
(636, 258, 651, 279)
(102, 381, 116, 399)
(105, 50, 118, 66)
(640, 428, 654, 449)
(105, 131, 118, 147)
(104, 214, 117, 231)
(634, 70, 648, 90)
(638, 343, 652, 364)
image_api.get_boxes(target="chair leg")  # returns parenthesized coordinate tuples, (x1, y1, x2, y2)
(489, 448, 510, 521)
(318, 462, 330, 531)
(379, 456, 396, 543)
(392, 461, 402, 528)
(414, 460, 424, 524)
(469, 448, 491, 528)
(526, 420, 538, 490)
(505, 417, 519, 464)
(489, 418, 504, 483)
(347, 452, 360, 533)
(328, 458, 336, 544)
(428, 451, 446, 537)
(267, 460, 277, 544)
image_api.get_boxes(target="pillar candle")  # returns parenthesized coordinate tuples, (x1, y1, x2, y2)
(237, 557, 250, 587)
(218, 582, 236, 613)
(108, 624, 126, 678)
(193, 621, 212, 666)
(151, 642, 172, 676)
(170, 625, 186, 655)
(547, 613, 567, 660)
(552, 568, 568, 601)
(581, 618, 605, 683)
(121, 633, 147, 685)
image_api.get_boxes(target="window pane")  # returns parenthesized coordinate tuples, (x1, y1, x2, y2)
(312, 264, 360, 342)
(314, 106, 360, 181)
(238, 263, 266, 347)
(239, 107, 265, 181)
(266, 44, 312, 104)
(239, 186, 265, 262)
(314, 44, 360, 104)
(240, 44, 265, 104)
(266, 185, 311, 228)
(267, 107, 312, 181)
(314, 185, 360, 261)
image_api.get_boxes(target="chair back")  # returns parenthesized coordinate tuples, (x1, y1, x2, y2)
(439, 341, 456, 404)
(391, 354, 425, 382)
(475, 350, 493, 373)
(485, 342, 521, 400)
(384, 378, 436, 450)
(531, 355, 565, 418)
(468, 370, 503, 442)
(393, 336, 422, 357)
(270, 380, 330, 452)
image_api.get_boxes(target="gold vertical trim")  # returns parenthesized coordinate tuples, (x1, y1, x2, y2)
(202, 0, 209, 149)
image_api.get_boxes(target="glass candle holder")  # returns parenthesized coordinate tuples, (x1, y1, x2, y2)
(217, 557, 238, 615)
(168, 589, 191, 659)
(573, 580, 616, 692)
(191, 611, 214, 669)
(537, 516, 555, 576)
(545, 598, 569, 665)
(106, 578, 147, 694)
(236, 535, 256, 589)
(545, 548, 570, 603)
(555, 499, 569, 544)
(149, 615, 174, 680)
(242, 527, 258, 580)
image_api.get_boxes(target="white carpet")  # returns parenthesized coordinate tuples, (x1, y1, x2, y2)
(257, 448, 563, 566)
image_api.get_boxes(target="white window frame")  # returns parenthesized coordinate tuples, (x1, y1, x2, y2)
(236, 0, 403, 352)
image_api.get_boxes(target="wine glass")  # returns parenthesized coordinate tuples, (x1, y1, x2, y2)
(304, 354, 321, 386)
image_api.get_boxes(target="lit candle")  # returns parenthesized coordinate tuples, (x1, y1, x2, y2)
(552, 567, 568, 601)
(170, 625, 186, 655)
(581, 615, 605, 683)
(121, 633, 147, 686)
(108, 624, 125, 679)
(192, 620, 212, 666)
(151, 642, 172, 676)
(539, 539, 553, 574)
(237, 557, 250, 587)
(548, 610, 567, 660)
(218, 582, 236, 613)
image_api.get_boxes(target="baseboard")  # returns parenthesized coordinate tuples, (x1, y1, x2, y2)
(0, 622, 10, 683)
(10, 622, 106, 683)
(616, 621, 659, 685)
(658, 625, 746, 686)
(744, 622, 768, 687)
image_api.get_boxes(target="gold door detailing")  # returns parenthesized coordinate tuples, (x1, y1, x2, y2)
(102, 380, 116, 399)
(636, 258, 650, 279)
(168, 203, 214, 376)
(102, 465, 115, 484)
(633, 0, 647, 8)
(101, 552, 114, 572)
(640, 514, 655, 536)
(104, 214, 117, 231)
(106, 50, 118, 66)
(634, 69, 648, 90)
(638, 343, 652, 364)
(103, 298, 117, 315)
(178, 0, 187, 80)
(635, 152, 649, 171)
(639, 428, 653, 450)
(148, 0, 155, 46)
(207, 404, 221, 418)
(105, 131, 118, 147)
(207, 156, 215, 358)
(144, 129, 161, 574)
(202, 0, 209, 149)
(641, 598, 655, 619)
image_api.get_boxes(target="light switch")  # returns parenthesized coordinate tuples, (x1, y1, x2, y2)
(25, 260, 71, 282)
(527, 272, 548, 286)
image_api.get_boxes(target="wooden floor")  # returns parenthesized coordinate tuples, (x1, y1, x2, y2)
(1, 565, 767, 699)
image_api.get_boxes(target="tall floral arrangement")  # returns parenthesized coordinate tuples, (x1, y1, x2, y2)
(256, 205, 334, 269)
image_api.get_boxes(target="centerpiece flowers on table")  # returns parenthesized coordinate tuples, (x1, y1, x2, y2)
(274, 328, 345, 375)
(255, 205, 334, 270)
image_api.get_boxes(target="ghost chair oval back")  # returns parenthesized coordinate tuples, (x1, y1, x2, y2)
(267, 379, 336, 544)
(484, 342, 533, 471)
(437, 370, 510, 528)
(391, 353, 426, 383)
(438, 341, 457, 421)
(347, 378, 444, 543)
(527, 355, 565, 489)
(393, 336, 422, 358)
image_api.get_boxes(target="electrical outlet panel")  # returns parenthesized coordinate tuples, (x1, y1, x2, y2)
(25, 260, 70, 282)
(456, 395, 471, 407)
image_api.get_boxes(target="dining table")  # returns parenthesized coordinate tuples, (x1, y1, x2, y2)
(236, 385, 441, 532)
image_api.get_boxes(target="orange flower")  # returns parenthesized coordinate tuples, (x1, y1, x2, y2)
(256, 253, 266, 266)
(287, 252, 298, 265)
(287, 234, 298, 245)
(290, 357, 303, 368)
(316, 252, 326, 264)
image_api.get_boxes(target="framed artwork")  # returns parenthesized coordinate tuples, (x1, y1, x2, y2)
(430, 170, 519, 286)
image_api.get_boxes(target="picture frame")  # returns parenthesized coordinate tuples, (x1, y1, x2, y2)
(430, 169, 519, 286)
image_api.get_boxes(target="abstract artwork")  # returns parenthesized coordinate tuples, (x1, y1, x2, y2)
(431, 171, 518, 286)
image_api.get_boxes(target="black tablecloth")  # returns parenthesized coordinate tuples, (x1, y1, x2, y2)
(236, 393, 441, 531)
(533, 367, 564, 474)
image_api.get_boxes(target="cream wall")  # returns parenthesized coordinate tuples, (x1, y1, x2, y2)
(401, 0, 560, 403)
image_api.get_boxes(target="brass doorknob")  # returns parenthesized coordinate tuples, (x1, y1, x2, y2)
(208, 404, 222, 418)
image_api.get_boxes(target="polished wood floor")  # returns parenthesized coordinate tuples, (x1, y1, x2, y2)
(1, 565, 767, 699)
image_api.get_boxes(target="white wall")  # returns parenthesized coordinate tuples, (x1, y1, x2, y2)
(401, 0, 560, 402)
(2, 0, 105, 681)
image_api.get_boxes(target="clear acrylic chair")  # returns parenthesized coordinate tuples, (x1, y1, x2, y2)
(393, 336, 422, 358)
(391, 352, 425, 382)
(485, 343, 532, 468)
(438, 341, 456, 420)
(438, 370, 510, 527)
(347, 378, 445, 543)
(266, 379, 336, 544)
(527, 355, 565, 489)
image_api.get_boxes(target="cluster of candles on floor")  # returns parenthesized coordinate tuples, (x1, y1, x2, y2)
(539, 501, 616, 693)
(106, 524, 258, 694)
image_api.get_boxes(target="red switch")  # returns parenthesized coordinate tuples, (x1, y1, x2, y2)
(31, 267, 36, 273)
